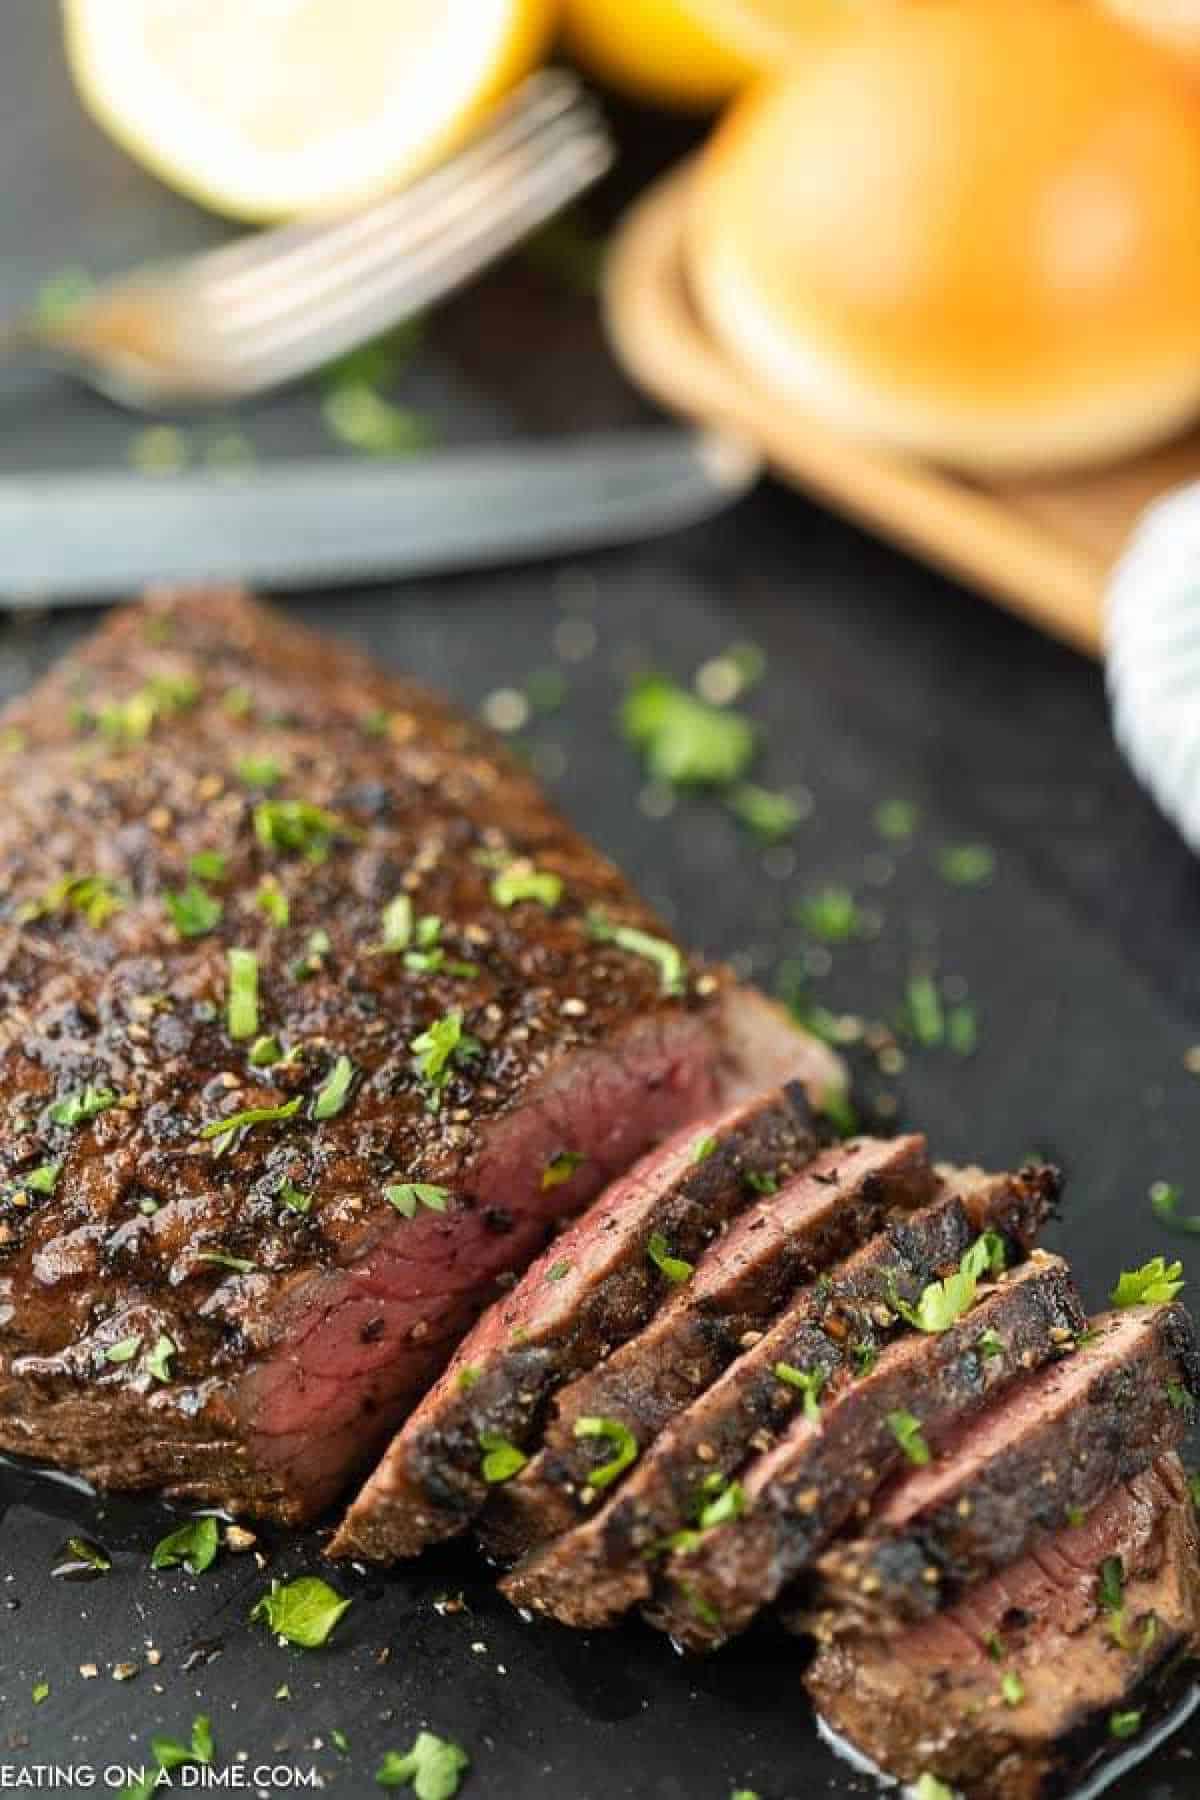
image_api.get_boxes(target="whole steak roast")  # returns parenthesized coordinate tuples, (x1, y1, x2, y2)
(0, 591, 838, 1522)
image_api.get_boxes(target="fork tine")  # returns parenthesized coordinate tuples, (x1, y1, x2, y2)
(189, 70, 599, 297)
(202, 104, 609, 339)
(215, 130, 613, 391)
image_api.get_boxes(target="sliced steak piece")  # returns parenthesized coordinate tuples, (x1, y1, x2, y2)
(479, 1134, 936, 1563)
(814, 1301, 1200, 1634)
(330, 1081, 823, 1560)
(0, 591, 841, 1523)
(806, 1455, 1200, 1800)
(646, 1250, 1084, 1650)
(500, 1165, 1059, 1627)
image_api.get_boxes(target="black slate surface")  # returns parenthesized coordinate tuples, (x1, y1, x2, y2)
(3, 4, 1200, 1795)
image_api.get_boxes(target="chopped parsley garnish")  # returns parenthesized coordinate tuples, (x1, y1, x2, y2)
(647, 1232, 693, 1284)
(725, 783, 802, 843)
(23, 1161, 61, 1195)
(254, 799, 350, 861)
(456, 1365, 481, 1393)
(188, 850, 227, 883)
(151, 1515, 220, 1575)
(322, 382, 432, 458)
(851, 1341, 878, 1376)
(278, 1179, 312, 1215)
(64, 1536, 111, 1574)
(291, 926, 331, 980)
(574, 1415, 639, 1488)
(887, 1232, 1005, 1335)
(1149, 1181, 1200, 1236)
(697, 1479, 745, 1530)
(94, 673, 199, 741)
(165, 882, 223, 938)
(546, 1259, 571, 1282)
(48, 1084, 117, 1129)
(19, 873, 126, 928)
(227, 948, 259, 1041)
(200, 1095, 303, 1157)
(914, 1782, 955, 1800)
(312, 1054, 355, 1121)
(105, 1335, 142, 1364)
(936, 844, 995, 886)
(774, 1363, 825, 1420)
(948, 1004, 978, 1057)
(621, 673, 755, 787)
(197, 1249, 257, 1274)
(32, 1682, 48, 1705)
(490, 864, 563, 909)
(1066, 1505, 1086, 1528)
(691, 1134, 718, 1164)
(223, 686, 253, 718)
(819, 1085, 858, 1139)
(887, 1409, 931, 1466)
(745, 1171, 778, 1196)
(793, 887, 862, 943)
(146, 1334, 176, 1383)
(249, 1034, 283, 1068)
(235, 753, 283, 789)
(384, 1183, 449, 1218)
(1168, 1380, 1196, 1417)
(1001, 1671, 1026, 1707)
(251, 1575, 352, 1647)
(1111, 1257, 1185, 1308)
(381, 893, 414, 951)
(255, 881, 290, 926)
(156, 1713, 214, 1772)
(906, 974, 945, 1047)
(977, 1327, 1004, 1361)
(410, 1010, 481, 1110)
(479, 1432, 527, 1484)
(1109, 1710, 1142, 1740)
(1098, 1556, 1125, 1614)
(376, 1731, 470, 1798)
(875, 799, 919, 841)
(542, 1149, 587, 1190)
(587, 909, 685, 996)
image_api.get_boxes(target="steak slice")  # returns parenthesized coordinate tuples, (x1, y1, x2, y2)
(479, 1134, 937, 1564)
(646, 1250, 1084, 1650)
(500, 1164, 1059, 1627)
(806, 1455, 1200, 1800)
(330, 1082, 822, 1560)
(814, 1301, 1200, 1634)
(0, 591, 840, 1522)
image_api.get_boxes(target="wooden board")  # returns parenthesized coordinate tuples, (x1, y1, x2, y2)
(604, 159, 1200, 660)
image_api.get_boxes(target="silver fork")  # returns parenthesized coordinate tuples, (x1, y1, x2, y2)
(0, 70, 612, 410)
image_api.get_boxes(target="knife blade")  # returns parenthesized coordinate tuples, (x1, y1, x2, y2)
(0, 429, 760, 606)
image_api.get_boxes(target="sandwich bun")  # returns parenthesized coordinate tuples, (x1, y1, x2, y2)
(687, 0, 1200, 473)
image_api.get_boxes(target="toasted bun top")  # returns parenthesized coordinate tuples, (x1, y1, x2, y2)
(687, 0, 1200, 470)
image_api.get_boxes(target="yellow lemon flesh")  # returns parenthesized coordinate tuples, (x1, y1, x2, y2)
(561, 0, 850, 110)
(63, 0, 555, 221)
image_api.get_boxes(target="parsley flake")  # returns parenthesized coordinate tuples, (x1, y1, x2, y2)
(774, 1363, 825, 1420)
(384, 1183, 449, 1218)
(1150, 1181, 1200, 1236)
(278, 1179, 312, 1215)
(188, 851, 227, 883)
(1001, 1670, 1026, 1707)
(200, 1095, 303, 1157)
(647, 1232, 693, 1284)
(376, 1732, 470, 1799)
(165, 882, 223, 938)
(48, 1084, 117, 1129)
(197, 1249, 257, 1274)
(937, 844, 995, 887)
(254, 799, 350, 862)
(19, 873, 126, 929)
(381, 894, 414, 951)
(312, 1054, 355, 1121)
(691, 1134, 718, 1164)
(410, 1011, 481, 1110)
(251, 1575, 352, 1648)
(697, 1479, 745, 1529)
(794, 887, 862, 943)
(23, 1161, 61, 1196)
(725, 783, 802, 843)
(621, 673, 755, 787)
(227, 948, 259, 1041)
(1111, 1258, 1185, 1308)
(235, 754, 283, 789)
(146, 1334, 176, 1383)
(491, 864, 563, 909)
(574, 1416, 639, 1488)
(887, 1408, 931, 1466)
(1109, 1710, 1142, 1740)
(151, 1516, 220, 1575)
(542, 1150, 586, 1190)
(586, 909, 685, 996)
(255, 881, 290, 927)
(479, 1432, 527, 1484)
(105, 1335, 142, 1365)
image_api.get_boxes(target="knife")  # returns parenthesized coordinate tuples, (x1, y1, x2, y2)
(0, 429, 760, 606)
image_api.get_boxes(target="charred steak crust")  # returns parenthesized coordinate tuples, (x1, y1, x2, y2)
(806, 1457, 1200, 1800)
(814, 1301, 1200, 1633)
(0, 591, 838, 1521)
(500, 1168, 1059, 1629)
(479, 1134, 937, 1564)
(330, 1083, 822, 1559)
(645, 1251, 1086, 1651)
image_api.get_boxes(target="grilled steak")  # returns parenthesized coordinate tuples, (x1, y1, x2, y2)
(331, 1082, 822, 1559)
(479, 1134, 937, 1563)
(0, 591, 839, 1521)
(814, 1302, 1200, 1634)
(646, 1251, 1084, 1650)
(500, 1166, 1060, 1627)
(806, 1456, 1200, 1800)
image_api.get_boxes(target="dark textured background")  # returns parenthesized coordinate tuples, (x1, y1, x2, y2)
(3, 2, 1200, 1793)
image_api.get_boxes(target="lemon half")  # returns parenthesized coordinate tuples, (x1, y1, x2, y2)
(63, 0, 555, 221)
